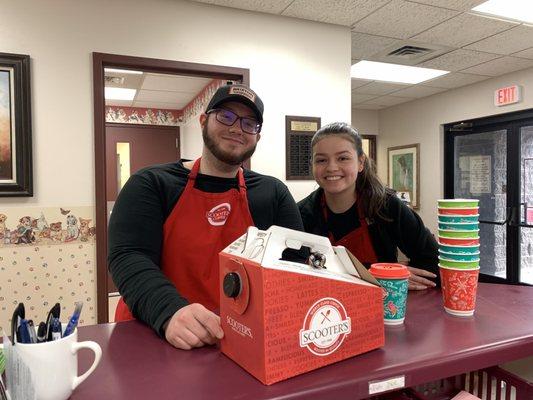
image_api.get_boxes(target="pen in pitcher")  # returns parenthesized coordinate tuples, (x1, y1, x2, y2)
(10, 302, 25, 345)
(37, 321, 47, 343)
(51, 317, 62, 341)
(62, 302, 83, 337)
(27, 320, 38, 344)
(45, 302, 61, 341)
(17, 319, 31, 344)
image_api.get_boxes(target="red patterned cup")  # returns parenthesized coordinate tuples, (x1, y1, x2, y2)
(439, 266, 480, 316)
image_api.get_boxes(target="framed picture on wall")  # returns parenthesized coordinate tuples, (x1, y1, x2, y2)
(0, 53, 32, 196)
(387, 143, 420, 209)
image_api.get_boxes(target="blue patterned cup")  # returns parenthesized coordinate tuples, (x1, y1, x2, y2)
(438, 244, 480, 254)
(438, 215, 479, 223)
(369, 263, 410, 325)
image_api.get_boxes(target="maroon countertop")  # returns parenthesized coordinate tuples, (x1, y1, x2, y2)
(72, 283, 533, 400)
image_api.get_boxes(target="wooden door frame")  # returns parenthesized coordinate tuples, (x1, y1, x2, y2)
(93, 52, 249, 323)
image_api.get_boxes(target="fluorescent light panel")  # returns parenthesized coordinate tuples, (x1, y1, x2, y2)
(105, 87, 136, 101)
(472, 0, 533, 24)
(351, 61, 448, 84)
(104, 68, 143, 75)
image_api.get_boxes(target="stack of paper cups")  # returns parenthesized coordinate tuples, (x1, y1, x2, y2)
(437, 199, 480, 317)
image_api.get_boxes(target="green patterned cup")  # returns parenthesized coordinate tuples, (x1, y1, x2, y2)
(438, 199, 479, 208)
(369, 263, 410, 325)
(438, 229, 480, 238)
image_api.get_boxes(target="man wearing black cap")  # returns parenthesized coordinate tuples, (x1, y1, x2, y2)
(109, 84, 303, 350)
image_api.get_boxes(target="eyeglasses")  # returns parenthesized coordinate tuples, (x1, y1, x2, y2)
(206, 108, 262, 135)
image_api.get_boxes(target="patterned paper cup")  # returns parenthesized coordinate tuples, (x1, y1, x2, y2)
(438, 236, 480, 246)
(439, 250, 480, 262)
(439, 244, 480, 254)
(438, 258, 480, 269)
(438, 215, 480, 223)
(438, 208, 478, 215)
(439, 266, 480, 316)
(438, 229, 480, 238)
(438, 222, 479, 231)
(369, 263, 410, 325)
(438, 199, 479, 208)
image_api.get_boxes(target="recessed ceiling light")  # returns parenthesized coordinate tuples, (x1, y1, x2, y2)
(351, 61, 448, 84)
(105, 87, 136, 101)
(104, 68, 143, 75)
(472, 0, 533, 24)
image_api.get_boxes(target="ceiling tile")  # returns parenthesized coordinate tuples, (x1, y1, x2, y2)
(133, 101, 182, 109)
(390, 85, 447, 98)
(423, 72, 490, 88)
(412, 13, 517, 47)
(352, 93, 379, 102)
(352, 103, 385, 110)
(106, 100, 133, 107)
(351, 32, 402, 60)
(104, 71, 144, 89)
(142, 74, 213, 92)
(364, 95, 413, 106)
(418, 49, 500, 71)
(460, 56, 533, 76)
(406, 0, 486, 11)
(136, 89, 195, 104)
(512, 47, 533, 60)
(352, 0, 458, 39)
(194, 0, 293, 14)
(464, 25, 533, 55)
(282, 0, 389, 26)
(351, 78, 373, 89)
(352, 81, 410, 95)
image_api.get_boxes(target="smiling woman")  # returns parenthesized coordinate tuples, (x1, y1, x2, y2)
(298, 122, 439, 291)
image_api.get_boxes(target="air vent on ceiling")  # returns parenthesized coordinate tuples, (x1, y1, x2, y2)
(105, 76, 125, 85)
(371, 41, 453, 66)
(387, 45, 432, 57)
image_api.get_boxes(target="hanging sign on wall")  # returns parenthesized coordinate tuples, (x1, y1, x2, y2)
(494, 85, 521, 107)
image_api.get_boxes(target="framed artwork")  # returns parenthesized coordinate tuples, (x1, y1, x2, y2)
(388, 143, 420, 209)
(0, 53, 32, 196)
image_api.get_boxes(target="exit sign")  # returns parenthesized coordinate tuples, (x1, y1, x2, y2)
(494, 85, 521, 106)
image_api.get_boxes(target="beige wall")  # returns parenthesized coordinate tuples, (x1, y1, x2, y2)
(351, 108, 379, 136)
(378, 67, 533, 233)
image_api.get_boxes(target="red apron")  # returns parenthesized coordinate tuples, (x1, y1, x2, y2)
(115, 158, 254, 321)
(321, 194, 378, 266)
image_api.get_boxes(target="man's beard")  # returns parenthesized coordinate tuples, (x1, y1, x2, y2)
(202, 122, 257, 166)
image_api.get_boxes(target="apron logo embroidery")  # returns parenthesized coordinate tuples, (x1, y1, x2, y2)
(206, 203, 232, 226)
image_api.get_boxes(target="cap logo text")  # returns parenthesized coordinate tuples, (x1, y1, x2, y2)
(229, 86, 256, 102)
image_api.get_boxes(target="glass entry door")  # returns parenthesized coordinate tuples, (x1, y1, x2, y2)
(520, 125, 533, 284)
(445, 111, 533, 285)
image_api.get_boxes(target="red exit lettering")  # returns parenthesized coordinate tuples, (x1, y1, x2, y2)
(495, 85, 521, 106)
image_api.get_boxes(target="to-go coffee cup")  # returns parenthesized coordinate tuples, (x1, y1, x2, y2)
(369, 263, 410, 325)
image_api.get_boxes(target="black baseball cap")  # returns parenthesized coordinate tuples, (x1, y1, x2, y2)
(206, 84, 264, 123)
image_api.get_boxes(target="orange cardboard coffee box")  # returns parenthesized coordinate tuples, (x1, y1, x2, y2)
(219, 226, 384, 385)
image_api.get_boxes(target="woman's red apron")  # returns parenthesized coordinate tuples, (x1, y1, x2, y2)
(321, 194, 378, 266)
(115, 158, 254, 321)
